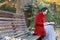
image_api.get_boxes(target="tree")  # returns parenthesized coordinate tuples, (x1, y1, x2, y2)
(16, 0, 32, 14)
(16, 0, 32, 28)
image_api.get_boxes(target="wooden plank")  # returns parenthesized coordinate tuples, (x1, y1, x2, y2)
(0, 11, 29, 38)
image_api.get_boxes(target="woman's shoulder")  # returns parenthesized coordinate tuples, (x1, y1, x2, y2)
(35, 12, 43, 16)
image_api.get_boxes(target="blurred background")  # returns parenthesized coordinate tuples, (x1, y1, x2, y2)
(0, 0, 60, 40)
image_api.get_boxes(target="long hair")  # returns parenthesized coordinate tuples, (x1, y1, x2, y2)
(38, 7, 49, 13)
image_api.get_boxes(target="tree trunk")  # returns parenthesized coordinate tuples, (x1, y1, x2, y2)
(16, 0, 32, 14)
(16, 0, 32, 27)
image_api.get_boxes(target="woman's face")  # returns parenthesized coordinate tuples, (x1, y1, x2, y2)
(43, 10, 48, 15)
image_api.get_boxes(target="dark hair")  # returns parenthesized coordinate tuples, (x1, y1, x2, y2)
(38, 7, 49, 13)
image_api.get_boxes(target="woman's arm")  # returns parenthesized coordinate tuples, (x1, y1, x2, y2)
(34, 14, 44, 26)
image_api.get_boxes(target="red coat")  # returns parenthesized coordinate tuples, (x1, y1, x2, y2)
(34, 11, 46, 38)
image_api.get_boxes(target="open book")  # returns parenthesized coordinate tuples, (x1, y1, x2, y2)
(44, 22, 55, 25)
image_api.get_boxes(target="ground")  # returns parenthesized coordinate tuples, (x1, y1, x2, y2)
(55, 28, 60, 40)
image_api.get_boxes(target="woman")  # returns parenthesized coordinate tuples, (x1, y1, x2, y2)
(33, 7, 56, 40)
